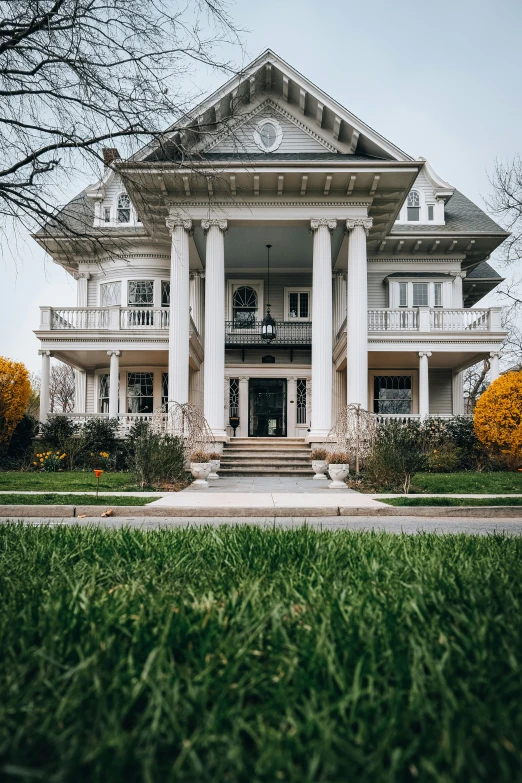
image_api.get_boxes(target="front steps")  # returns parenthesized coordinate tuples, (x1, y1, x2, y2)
(220, 437, 313, 477)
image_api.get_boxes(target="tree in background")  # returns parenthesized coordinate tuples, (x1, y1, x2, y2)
(0, 357, 31, 451)
(474, 371, 522, 460)
(26, 372, 40, 418)
(0, 0, 241, 237)
(49, 362, 75, 413)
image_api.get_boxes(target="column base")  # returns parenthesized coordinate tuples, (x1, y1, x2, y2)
(210, 430, 229, 444)
(306, 430, 330, 444)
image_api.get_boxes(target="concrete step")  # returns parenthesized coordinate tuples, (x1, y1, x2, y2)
(221, 461, 311, 468)
(219, 467, 313, 476)
(223, 450, 311, 458)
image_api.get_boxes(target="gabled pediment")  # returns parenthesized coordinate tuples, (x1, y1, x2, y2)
(136, 49, 413, 163)
(198, 98, 339, 156)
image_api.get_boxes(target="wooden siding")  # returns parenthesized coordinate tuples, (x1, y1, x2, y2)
(86, 371, 95, 413)
(429, 369, 452, 415)
(212, 107, 329, 155)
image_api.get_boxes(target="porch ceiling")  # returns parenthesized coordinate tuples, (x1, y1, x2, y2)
(52, 349, 169, 370)
(193, 223, 344, 270)
(368, 350, 489, 371)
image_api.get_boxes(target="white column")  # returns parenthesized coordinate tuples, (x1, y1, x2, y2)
(39, 350, 51, 424)
(452, 271, 466, 307)
(202, 218, 227, 438)
(332, 272, 347, 338)
(452, 370, 464, 415)
(75, 272, 90, 307)
(107, 350, 120, 418)
(418, 351, 432, 417)
(309, 218, 336, 438)
(287, 376, 297, 437)
(490, 352, 500, 382)
(190, 272, 204, 335)
(74, 370, 86, 413)
(346, 218, 373, 408)
(239, 376, 249, 437)
(166, 216, 192, 405)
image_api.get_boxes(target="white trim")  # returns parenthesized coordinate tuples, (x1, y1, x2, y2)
(252, 116, 283, 153)
(284, 287, 312, 321)
(368, 369, 419, 415)
(388, 279, 452, 308)
(227, 279, 264, 320)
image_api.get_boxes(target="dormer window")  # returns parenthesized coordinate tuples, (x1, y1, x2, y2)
(407, 190, 420, 221)
(117, 193, 131, 223)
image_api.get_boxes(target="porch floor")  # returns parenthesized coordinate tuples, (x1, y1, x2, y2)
(150, 476, 387, 511)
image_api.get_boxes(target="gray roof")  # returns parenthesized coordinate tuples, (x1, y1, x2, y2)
(145, 151, 388, 162)
(391, 190, 508, 235)
(34, 189, 94, 236)
(465, 260, 503, 280)
(385, 272, 454, 279)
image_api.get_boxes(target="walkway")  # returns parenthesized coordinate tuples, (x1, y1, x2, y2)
(150, 476, 388, 512)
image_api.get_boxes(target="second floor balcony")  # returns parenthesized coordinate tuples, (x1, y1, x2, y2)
(39, 305, 503, 345)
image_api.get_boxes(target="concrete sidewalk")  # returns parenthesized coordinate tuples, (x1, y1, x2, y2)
(150, 475, 387, 513)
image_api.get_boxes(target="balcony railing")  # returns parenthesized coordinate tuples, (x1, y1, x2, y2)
(225, 320, 312, 347)
(366, 308, 501, 333)
(48, 412, 167, 435)
(41, 307, 200, 341)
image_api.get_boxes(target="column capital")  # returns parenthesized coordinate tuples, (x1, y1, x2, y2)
(490, 351, 501, 359)
(333, 270, 347, 280)
(345, 217, 373, 235)
(38, 349, 52, 357)
(166, 215, 192, 233)
(73, 271, 90, 281)
(418, 351, 432, 358)
(239, 376, 249, 382)
(201, 218, 228, 233)
(310, 218, 337, 232)
(452, 270, 467, 279)
(107, 350, 121, 357)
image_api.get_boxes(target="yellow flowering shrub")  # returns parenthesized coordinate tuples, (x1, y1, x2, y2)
(0, 357, 31, 450)
(32, 450, 67, 472)
(474, 371, 522, 459)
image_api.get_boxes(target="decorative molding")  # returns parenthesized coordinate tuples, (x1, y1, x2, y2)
(418, 351, 432, 358)
(310, 218, 337, 232)
(201, 218, 228, 233)
(73, 272, 91, 280)
(165, 216, 192, 233)
(170, 201, 370, 209)
(345, 217, 373, 235)
(253, 116, 283, 153)
(107, 350, 121, 357)
(38, 350, 52, 357)
(200, 98, 339, 154)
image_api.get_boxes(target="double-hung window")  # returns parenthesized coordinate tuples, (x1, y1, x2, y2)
(128, 280, 154, 325)
(100, 281, 121, 307)
(394, 280, 448, 308)
(412, 283, 429, 307)
(127, 372, 154, 414)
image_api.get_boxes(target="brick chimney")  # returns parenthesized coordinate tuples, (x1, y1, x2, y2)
(102, 147, 121, 166)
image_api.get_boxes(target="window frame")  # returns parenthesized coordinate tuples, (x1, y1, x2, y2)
(284, 287, 312, 321)
(227, 280, 264, 324)
(390, 279, 451, 309)
(368, 369, 419, 415)
(99, 280, 122, 307)
(127, 279, 154, 308)
(116, 192, 131, 224)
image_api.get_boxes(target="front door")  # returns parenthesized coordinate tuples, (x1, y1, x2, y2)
(249, 379, 287, 437)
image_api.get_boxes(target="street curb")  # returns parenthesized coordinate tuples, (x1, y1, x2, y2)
(1, 504, 522, 519)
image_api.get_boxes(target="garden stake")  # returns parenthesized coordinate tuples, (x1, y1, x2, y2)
(94, 469, 104, 498)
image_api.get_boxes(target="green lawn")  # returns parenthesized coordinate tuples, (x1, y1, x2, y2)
(383, 496, 522, 507)
(0, 493, 153, 506)
(0, 525, 521, 782)
(411, 471, 522, 494)
(0, 471, 137, 491)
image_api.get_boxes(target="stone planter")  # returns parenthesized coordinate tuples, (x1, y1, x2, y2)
(208, 459, 221, 480)
(328, 464, 349, 488)
(311, 460, 329, 480)
(190, 462, 211, 488)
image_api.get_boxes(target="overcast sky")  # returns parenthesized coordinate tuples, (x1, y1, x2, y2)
(2, 0, 520, 372)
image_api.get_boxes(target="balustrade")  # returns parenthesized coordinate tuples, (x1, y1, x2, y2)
(225, 320, 312, 346)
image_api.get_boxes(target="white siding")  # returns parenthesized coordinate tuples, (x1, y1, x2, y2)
(226, 272, 313, 321)
(86, 371, 95, 413)
(429, 369, 452, 415)
(211, 106, 330, 155)
(367, 271, 387, 308)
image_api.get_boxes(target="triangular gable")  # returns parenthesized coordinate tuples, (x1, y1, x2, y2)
(200, 99, 338, 155)
(133, 48, 413, 163)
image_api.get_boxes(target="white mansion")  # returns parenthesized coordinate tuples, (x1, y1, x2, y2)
(35, 50, 507, 444)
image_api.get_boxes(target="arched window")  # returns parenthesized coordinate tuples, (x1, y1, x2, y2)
(407, 190, 420, 222)
(117, 193, 131, 223)
(233, 286, 258, 328)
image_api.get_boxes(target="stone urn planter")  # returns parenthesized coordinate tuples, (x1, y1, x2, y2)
(190, 452, 212, 488)
(311, 449, 329, 480)
(208, 458, 221, 480)
(327, 452, 349, 489)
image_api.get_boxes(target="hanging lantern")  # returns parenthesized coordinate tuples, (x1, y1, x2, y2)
(261, 244, 276, 342)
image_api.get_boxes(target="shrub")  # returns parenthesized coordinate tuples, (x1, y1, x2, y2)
(131, 430, 187, 489)
(425, 442, 462, 473)
(190, 451, 211, 463)
(40, 416, 79, 449)
(0, 357, 31, 452)
(33, 450, 67, 472)
(474, 371, 522, 461)
(0, 414, 39, 469)
(327, 451, 349, 464)
(364, 420, 425, 493)
(81, 417, 119, 455)
(311, 448, 327, 461)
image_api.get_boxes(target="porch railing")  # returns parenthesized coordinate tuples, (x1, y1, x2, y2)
(42, 306, 200, 340)
(225, 320, 312, 347)
(47, 412, 168, 435)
